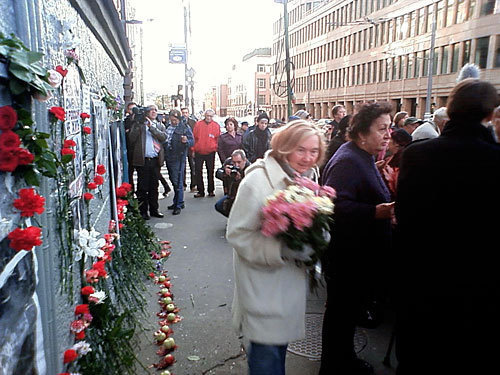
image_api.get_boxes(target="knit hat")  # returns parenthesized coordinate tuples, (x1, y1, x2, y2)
(257, 112, 270, 122)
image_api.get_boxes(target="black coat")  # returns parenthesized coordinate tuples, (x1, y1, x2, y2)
(322, 142, 392, 286)
(395, 120, 500, 297)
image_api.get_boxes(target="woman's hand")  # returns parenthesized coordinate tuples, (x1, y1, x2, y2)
(375, 202, 395, 219)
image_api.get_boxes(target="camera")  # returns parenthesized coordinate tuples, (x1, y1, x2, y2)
(229, 165, 240, 177)
(132, 105, 149, 123)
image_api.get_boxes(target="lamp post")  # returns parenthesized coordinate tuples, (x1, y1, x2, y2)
(424, 15, 437, 120)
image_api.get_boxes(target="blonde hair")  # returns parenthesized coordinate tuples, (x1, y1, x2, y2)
(270, 120, 325, 166)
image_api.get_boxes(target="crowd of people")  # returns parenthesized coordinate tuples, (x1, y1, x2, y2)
(122, 74, 499, 375)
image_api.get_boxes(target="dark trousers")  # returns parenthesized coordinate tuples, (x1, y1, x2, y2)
(136, 158, 160, 215)
(395, 293, 499, 375)
(194, 152, 215, 195)
(166, 156, 186, 209)
(184, 152, 196, 189)
(158, 168, 171, 193)
(319, 277, 364, 374)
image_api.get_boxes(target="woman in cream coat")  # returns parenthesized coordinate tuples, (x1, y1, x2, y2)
(226, 120, 325, 375)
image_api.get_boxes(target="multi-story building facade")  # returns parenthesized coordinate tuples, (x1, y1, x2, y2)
(227, 48, 273, 118)
(271, 0, 500, 119)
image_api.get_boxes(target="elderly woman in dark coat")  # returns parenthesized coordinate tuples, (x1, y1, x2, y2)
(320, 102, 394, 375)
(394, 79, 500, 375)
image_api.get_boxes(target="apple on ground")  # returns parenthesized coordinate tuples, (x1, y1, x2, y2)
(167, 313, 176, 322)
(166, 303, 175, 312)
(160, 325, 170, 333)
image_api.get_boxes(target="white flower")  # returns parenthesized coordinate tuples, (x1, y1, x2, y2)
(72, 341, 92, 355)
(75, 228, 106, 260)
(47, 69, 63, 88)
(88, 290, 107, 304)
(313, 196, 334, 215)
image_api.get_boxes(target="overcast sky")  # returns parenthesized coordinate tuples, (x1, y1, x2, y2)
(135, 0, 281, 103)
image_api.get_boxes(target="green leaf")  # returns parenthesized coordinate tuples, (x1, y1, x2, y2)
(35, 138, 48, 148)
(61, 154, 73, 164)
(24, 168, 40, 186)
(9, 79, 26, 95)
(9, 62, 33, 81)
(16, 108, 33, 126)
(26, 51, 44, 64)
(0, 45, 9, 56)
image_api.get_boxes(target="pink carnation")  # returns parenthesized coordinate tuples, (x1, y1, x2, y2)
(295, 176, 320, 192)
(288, 202, 316, 230)
(319, 185, 336, 198)
(261, 202, 291, 237)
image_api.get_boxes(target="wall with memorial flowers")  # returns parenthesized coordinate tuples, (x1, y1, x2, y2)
(0, 1, 155, 374)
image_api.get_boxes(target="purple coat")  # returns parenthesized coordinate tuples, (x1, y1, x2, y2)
(217, 132, 242, 163)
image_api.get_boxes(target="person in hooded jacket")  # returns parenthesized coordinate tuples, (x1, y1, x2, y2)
(243, 112, 272, 163)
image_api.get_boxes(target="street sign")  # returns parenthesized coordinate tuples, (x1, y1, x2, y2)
(169, 47, 187, 64)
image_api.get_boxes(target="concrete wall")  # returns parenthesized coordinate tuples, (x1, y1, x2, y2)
(0, 0, 129, 373)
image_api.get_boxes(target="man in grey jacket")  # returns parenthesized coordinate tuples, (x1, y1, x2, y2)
(129, 105, 167, 220)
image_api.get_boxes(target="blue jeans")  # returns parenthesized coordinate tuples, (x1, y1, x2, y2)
(215, 195, 229, 217)
(165, 156, 186, 209)
(247, 342, 288, 375)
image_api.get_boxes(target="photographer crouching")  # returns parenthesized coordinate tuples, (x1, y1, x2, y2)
(215, 149, 250, 217)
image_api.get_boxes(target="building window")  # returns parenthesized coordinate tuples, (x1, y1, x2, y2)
(406, 55, 413, 78)
(446, 0, 456, 26)
(495, 35, 500, 68)
(427, 5, 434, 33)
(467, 0, 476, 20)
(257, 95, 266, 106)
(418, 7, 426, 35)
(415, 52, 421, 78)
(480, 0, 495, 15)
(433, 47, 439, 75)
(457, 0, 466, 23)
(392, 57, 397, 80)
(462, 39, 471, 65)
(423, 50, 430, 76)
(475, 36, 489, 68)
(441, 45, 449, 74)
(437, 0, 446, 29)
(451, 43, 460, 72)
(257, 78, 266, 88)
(257, 64, 266, 72)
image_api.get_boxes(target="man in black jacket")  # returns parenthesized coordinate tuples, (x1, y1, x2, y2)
(394, 79, 500, 375)
(214, 149, 249, 217)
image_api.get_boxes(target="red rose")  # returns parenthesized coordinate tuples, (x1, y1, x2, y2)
(121, 182, 132, 192)
(83, 126, 92, 134)
(80, 112, 91, 119)
(61, 148, 76, 158)
(93, 175, 104, 185)
(49, 106, 66, 121)
(0, 130, 21, 148)
(0, 105, 17, 131)
(55, 65, 68, 77)
(75, 330, 85, 340)
(96, 164, 106, 175)
(63, 349, 78, 364)
(0, 149, 18, 172)
(7, 226, 43, 252)
(81, 286, 95, 295)
(115, 187, 128, 197)
(75, 304, 90, 315)
(16, 148, 34, 165)
(118, 212, 125, 221)
(13, 188, 45, 217)
(87, 182, 97, 190)
(63, 139, 76, 148)
(83, 192, 94, 200)
(85, 269, 99, 283)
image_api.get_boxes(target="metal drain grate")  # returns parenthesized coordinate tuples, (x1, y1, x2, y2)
(287, 313, 368, 360)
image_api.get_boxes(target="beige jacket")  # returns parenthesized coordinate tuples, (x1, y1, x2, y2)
(226, 152, 307, 345)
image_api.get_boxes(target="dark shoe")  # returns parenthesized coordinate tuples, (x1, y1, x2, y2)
(150, 212, 164, 218)
(352, 359, 374, 375)
(168, 204, 184, 210)
(141, 214, 150, 220)
(208, 192, 215, 197)
(172, 208, 181, 215)
(194, 193, 205, 198)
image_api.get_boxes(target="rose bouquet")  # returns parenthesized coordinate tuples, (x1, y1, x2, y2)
(261, 176, 335, 290)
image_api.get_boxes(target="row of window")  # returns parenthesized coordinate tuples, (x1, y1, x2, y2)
(292, 35, 498, 92)
(273, 0, 496, 58)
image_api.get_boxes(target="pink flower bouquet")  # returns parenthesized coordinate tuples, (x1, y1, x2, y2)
(261, 176, 336, 289)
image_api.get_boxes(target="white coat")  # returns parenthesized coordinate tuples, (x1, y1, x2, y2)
(226, 152, 307, 345)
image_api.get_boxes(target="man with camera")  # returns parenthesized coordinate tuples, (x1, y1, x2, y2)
(214, 149, 250, 217)
(128, 104, 167, 220)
